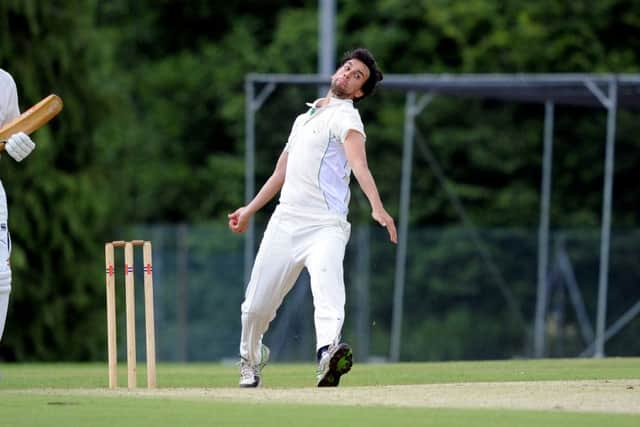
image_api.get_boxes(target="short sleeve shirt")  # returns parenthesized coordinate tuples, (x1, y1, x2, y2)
(0, 69, 20, 127)
(279, 97, 365, 217)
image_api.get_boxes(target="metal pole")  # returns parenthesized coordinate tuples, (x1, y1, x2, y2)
(582, 299, 640, 357)
(354, 224, 371, 361)
(176, 223, 189, 361)
(534, 101, 554, 358)
(244, 78, 256, 286)
(318, 0, 335, 97)
(243, 80, 277, 286)
(556, 239, 594, 345)
(390, 92, 417, 362)
(594, 79, 618, 358)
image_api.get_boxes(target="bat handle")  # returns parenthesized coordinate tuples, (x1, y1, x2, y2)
(0, 142, 5, 152)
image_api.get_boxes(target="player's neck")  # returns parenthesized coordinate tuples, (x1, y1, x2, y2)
(318, 91, 352, 107)
(317, 92, 331, 108)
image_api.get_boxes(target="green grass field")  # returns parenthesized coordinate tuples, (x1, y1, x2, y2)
(1, 358, 638, 427)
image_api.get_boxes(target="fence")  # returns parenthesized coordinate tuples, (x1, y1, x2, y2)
(115, 223, 640, 363)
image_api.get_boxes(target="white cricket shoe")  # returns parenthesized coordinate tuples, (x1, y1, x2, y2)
(316, 342, 353, 387)
(239, 344, 270, 388)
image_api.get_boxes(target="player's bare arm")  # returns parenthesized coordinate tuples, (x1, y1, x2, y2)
(228, 150, 289, 234)
(344, 130, 398, 244)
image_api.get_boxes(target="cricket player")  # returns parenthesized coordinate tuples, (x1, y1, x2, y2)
(0, 68, 37, 342)
(228, 48, 397, 387)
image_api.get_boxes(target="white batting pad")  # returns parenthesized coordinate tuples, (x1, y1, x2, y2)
(0, 269, 10, 341)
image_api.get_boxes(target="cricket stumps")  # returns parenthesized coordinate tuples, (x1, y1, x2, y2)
(105, 240, 156, 389)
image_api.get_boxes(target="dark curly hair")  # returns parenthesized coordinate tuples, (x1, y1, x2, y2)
(339, 48, 383, 103)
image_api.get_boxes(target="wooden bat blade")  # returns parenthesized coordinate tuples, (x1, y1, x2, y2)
(0, 94, 64, 149)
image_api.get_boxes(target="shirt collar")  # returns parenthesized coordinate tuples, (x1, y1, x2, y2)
(305, 97, 354, 114)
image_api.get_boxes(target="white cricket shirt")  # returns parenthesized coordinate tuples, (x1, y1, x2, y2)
(0, 69, 20, 221)
(279, 97, 365, 217)
(0, 69, 20, 127)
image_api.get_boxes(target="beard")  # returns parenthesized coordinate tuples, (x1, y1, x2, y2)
(330, 79, 349, 99)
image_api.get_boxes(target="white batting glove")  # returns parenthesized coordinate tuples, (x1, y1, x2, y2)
(5, 132, 36, 162)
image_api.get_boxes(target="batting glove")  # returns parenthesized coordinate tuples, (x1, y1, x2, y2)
(5, 132, 36, 162)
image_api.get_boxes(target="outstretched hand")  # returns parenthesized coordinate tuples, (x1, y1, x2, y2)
(372, 208, 398, 244)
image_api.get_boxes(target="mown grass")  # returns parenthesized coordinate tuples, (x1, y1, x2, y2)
(2, 357, 638, 388)
(1, 358, 638, 427)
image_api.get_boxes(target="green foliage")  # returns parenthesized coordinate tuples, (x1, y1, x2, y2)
(0, 1, 123, 361)
(1, 0, 640, 361)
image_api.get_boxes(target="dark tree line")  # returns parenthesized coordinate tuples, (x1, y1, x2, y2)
(0, 0, 638, 360)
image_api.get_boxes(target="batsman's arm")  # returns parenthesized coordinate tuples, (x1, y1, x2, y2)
(0, 94, 63, 150)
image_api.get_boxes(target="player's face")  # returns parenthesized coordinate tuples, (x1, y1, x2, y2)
(330, 59, 370, 100)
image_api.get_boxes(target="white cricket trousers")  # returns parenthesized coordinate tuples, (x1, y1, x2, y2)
(240, 204, 351, 365)
(0, 180, 11, 342)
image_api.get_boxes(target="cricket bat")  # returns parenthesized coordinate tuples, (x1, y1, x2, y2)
(0, 94, 64, 150)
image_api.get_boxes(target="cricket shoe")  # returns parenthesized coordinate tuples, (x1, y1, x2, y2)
(239, 344, 270, 388)
(316, 342, 353, 387)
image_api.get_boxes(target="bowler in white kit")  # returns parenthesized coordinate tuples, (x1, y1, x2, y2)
(228, 48, 397, 387)
(0, 68, 37, 344)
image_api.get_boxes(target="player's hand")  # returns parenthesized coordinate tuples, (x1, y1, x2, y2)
(228, 207, 252, 234)
(6, 132, 35, 162)
(372, 208, 398, 244)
